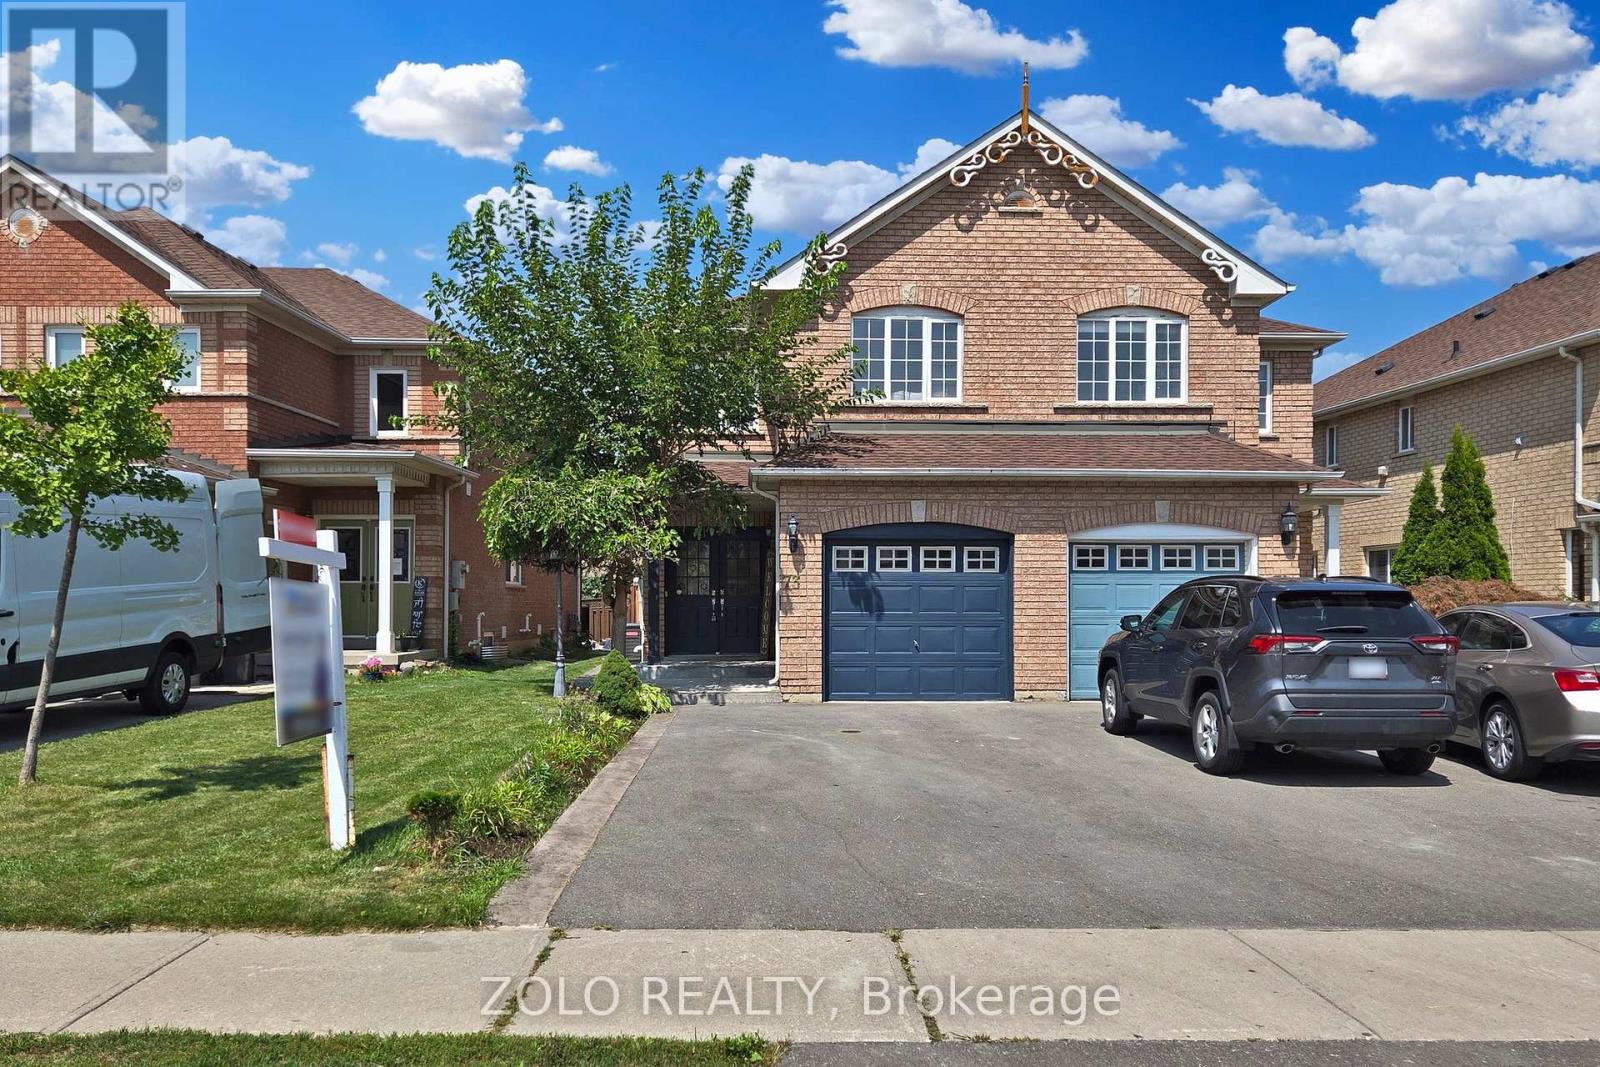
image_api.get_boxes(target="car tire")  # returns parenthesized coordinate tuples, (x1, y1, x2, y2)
(1100, 669, 1138, 735)
(1377, 747, 1435, 775)
(1481, 702, 1542, 782)
(138, 648, 192, 717)
(1191, 692, 1244, 775)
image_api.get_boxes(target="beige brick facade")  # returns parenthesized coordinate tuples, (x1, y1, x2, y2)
(1312, 342, 1600, 597)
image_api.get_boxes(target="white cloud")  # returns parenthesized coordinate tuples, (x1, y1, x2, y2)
(169, 136, 311, 224)
(206, 214, 289, 265)
(897, 137, 962, 176)
(373, 248, 388, 263)
(822, 0, 1087, 73)
(1459, 65, 1600, 168)
(1038, 95, 1182, 168)
(1314, 348, 1368, 381)
(343, 267, 389, 291)
(594, 61, 618, 73)
(1253, 171, 1600, 286)
(1283, 26, 1342, 90)
(1161, 169, 1279, 228)
(353, 59, 561, 162)
(1287, 0, 1591, 102)
(413, 245, 438, 261)
(310, 241, 357, 266)
(543, 145, 612, 175)
(465, 182, 574, 243)
(1192, 85, 1375, 149)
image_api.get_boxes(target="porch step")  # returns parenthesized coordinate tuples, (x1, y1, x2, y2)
(642, 658, 781, 705)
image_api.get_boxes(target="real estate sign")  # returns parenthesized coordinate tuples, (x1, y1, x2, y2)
(268, 577, 336, 746)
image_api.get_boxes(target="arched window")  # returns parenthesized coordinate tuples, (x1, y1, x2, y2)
(1075, 308, 1187, 403)
(851, 306, 963, 402)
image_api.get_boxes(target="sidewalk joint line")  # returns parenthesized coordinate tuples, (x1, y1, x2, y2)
(487, 927, 566, 1032)
(885, 929, 941, 1043)
(1224, 930, 1381, 1040)
(1552, 931, 1600, 959)
(46, 932, 211, 1036)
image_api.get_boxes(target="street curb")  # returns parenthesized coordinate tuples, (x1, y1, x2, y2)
(485, 712, 674, 928)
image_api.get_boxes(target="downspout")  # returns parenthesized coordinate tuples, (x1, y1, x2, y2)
(1561, 347, 1600, 514)
(748, 479, 781, 687)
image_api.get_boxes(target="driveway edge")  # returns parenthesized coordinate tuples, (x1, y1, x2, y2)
(486, 712, 674, 928)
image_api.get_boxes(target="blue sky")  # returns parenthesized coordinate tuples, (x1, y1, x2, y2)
(56, 0, 1600, 378)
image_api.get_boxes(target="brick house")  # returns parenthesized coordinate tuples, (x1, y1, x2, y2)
(1312, 254, 1600, 597)
(654, 107, 1357, 701)
(0, 155, 574, 662)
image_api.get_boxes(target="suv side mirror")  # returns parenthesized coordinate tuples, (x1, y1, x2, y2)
(1120, 614, 1142, 632)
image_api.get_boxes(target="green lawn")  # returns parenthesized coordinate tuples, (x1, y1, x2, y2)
(0, 1032, 779, 1066)
(0, 658, 601, 931)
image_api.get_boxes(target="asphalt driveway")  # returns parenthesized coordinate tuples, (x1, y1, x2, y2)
(549, 702, 1600, 931)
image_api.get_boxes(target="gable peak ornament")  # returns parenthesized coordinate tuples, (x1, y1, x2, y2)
(3, 206, 48, 247)
(949, 64, 1099, 191)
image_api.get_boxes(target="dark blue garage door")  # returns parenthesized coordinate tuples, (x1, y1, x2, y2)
(825, 523, 1012, 701)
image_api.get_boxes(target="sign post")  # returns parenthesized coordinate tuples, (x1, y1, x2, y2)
(261, 511, 353, 850)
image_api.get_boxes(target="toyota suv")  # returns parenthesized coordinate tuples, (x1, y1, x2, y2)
(1097, 577, 1458, 775)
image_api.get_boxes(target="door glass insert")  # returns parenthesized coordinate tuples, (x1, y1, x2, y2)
(391, 526, 412, 582)
(723, 540, 763, 596)
(677, 541, 712, 594)
(332, 527, 364, 582)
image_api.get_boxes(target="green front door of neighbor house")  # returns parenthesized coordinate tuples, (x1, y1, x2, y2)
(323, 520, 415, 644)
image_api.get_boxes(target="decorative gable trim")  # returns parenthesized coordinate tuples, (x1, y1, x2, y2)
(846, 283, 978, 316)
(1065, 286, 1201, 318)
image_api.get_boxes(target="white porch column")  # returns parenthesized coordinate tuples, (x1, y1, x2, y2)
(1589, 529, 1599, 602)
(376, 474, 396, 655)
(1324, 503, 1342, 577)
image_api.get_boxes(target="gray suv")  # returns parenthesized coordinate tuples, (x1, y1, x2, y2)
(1097, 577, 1459, 775)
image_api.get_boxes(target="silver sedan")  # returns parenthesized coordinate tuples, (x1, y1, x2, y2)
(1439, 603, 1600, 781)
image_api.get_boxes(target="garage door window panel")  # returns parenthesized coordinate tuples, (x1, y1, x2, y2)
(1161, 545, 1195, 570)
(833, 546, 868, 571)
(965, 546, 1000, 572)
(877, 546, 912, 571)
(1204, 545, 1241, 571)
(1073, 545, 1109, 571)
(1118, 545, 1152, 571)
(921, 546, 956, 571)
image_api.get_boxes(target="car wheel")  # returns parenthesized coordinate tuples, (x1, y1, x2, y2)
(1100, 669, 1138, 735)
(1377, 748, 1435, 775)
(138, 648, 192, 717)
(1481, 703, 1542, 782)
(1191, 692, 1244, 775)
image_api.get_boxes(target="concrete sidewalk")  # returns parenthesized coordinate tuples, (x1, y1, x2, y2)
(3, 927, 1599, 1042)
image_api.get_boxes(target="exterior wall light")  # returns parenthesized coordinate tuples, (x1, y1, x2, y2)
(786, 514, 800, 552)
(1280, 503, 1298, 543)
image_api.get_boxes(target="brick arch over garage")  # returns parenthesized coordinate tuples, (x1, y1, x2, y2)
(811, 499, 1027, 535)
(1062, 499, 1273, 538)
(845, 283, 978, 316)
(1064, 286, 1202, 318)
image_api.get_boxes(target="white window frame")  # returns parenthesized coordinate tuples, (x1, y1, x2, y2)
(1325, 424, 1340, 467)
(1161, 545, 1195, 570)
(1365, 547, 1395, 583)
(172, 327, 202, 392)
(1257, 360, 1272, 432)
(369, 367, 409, 437)
(964, 546, 1000, 572)
(45, 326, 85, 368)
(1204, 545, 1241, 571)
(1076, 308, 1187, 404)
(920, 546, 956, 571)
(1396, 404, 1415, 454)
(850, 306, 963, 403)
(1117, 545, 1153, 571)
(832, 546, 868, 572)
(506, 560, 525, 587)
(876, 546, 913, 571)
(1072, 545, 1109, 571)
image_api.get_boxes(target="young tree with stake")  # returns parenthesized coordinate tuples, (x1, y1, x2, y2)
(0, 303, 189, 785)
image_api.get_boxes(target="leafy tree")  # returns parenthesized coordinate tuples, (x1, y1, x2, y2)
(1423, 426, 1511, 581)
(1390, 464, 1441, 586)
(0, 303, 188, 784)
(427, 163, 854, 660)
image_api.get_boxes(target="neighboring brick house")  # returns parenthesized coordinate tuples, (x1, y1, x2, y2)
(654, 107, 1357, 701)
(1312, 254, 1600, 598)
(0, 155, 575, 662)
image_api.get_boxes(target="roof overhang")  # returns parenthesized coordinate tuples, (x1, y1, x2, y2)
(246, 447, 475, 489)
(762, 110, 1291, 306)
(1315, 328, 1600, 419)
(1262, 330, 1347, 351)
(1300, 482, 1390, 504)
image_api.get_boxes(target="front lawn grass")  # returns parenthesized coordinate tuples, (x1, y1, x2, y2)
(0, 658, 601, 931)
(0, 1031, 780, 1066)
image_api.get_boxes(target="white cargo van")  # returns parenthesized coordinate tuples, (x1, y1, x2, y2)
(0, 473, 270, 716)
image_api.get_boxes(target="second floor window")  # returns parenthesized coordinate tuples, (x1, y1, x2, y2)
(1325, 424, 1339, 467)
(173, 328, 201, 391)
(45, 327, 84, 367)
(1258, 360, 1272, 431)
(506, 561, 524, 586)
(371, 368, 408, 436)
(851, 307, 962, 401)
(1076, 310, 1186, 403)
(1396, 404, 1415, 454)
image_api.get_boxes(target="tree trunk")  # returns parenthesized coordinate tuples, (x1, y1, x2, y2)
(18, 509, 82, 785)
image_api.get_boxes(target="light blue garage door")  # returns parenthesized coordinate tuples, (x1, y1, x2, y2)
(1068, 541, 1244, 699)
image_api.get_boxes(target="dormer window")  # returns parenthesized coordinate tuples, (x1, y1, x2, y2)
(1076, 309, 1186, 403)
(851, 307, 962, 402)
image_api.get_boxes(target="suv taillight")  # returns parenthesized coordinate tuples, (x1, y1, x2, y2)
(1554, 668, 1600, 691)
(1411, 634, 1459, 653)
(1247, 634, 1323, 653)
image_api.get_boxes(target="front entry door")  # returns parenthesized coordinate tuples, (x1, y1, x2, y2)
(322, 520, 415, 643)
(665, 531, 767, 656)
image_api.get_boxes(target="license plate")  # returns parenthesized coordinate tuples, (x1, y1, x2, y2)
(1349, 658, 1389, 680)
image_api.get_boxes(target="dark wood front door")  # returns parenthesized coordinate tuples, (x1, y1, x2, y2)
(665, 531, 768, 656)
